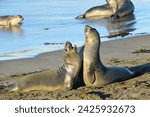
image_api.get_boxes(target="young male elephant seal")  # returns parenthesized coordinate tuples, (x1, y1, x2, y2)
(8, 41, 81, 92)
(75, 0, 134, 20)
(83, 25, 134, 86)
(0, 15, 24, 27)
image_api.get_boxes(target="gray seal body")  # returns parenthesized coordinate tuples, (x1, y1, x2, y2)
(83, 25, 134, 86)
(75, 0, 134, 19)
(112, 0, 135, 20)
(0, 15, 24, 27)
(8, 41, 81, 92)
(75, 0, 117, 19)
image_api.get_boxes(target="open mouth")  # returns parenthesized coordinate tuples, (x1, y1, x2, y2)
(85, 25, 92, 33)
(64, 41, 73, 52)
(21, 17, 24, 21)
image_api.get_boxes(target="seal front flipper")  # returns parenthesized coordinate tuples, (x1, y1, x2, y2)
(84, 71, 96, 85)
(89, 72, 96, 84)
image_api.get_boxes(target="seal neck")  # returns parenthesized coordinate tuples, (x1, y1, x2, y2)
(98, 50, 107, 74)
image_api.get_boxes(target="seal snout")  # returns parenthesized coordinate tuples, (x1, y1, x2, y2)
(85, 25, 92, 33)
(64, 41, 73, 52)
(65, 41, 72, 48)
(18, 15, 24, 21)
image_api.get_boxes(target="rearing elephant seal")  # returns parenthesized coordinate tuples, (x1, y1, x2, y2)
(0, 15, 24, 27)
(83, 25, 134, 86)
(8, 41, 81, 92)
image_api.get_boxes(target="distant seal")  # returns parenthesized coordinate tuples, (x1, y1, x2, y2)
(75, 0, 134, 19)
(75, 0, 117, 19)
(0, 15, 24, 27)
(111, 0, 135, 20)
(8, 41, 81, 92)
(83, 25, 134, 86)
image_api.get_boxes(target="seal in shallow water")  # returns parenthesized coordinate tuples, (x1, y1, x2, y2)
(75, 0, 134, 20)
(8, 41, 81, 92)
(75, 0, 118, 19)
(111, 0, 135, 20)
(0, 15, 24, 27)
(83, 25, 134, 86)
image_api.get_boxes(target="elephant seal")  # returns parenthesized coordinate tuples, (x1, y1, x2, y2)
(83, 25, 134, 86)
(111, 0, 135, 20)
(75, 0, 134, 20)
(75, 0, 117, 19)
(0, 15, 24, 27)
(8, 41, 81, 92)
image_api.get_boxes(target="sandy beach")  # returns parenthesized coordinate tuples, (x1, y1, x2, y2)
(0, 34, 149, 100)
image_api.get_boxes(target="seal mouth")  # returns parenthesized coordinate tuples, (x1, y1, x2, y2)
(18, 15, 24, 21)
(64, 41, 73, 52)
(85, 25, 93, 33)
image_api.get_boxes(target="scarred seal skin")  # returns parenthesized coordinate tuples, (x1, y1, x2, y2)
(75, 0, 134, 19)
(8, 41, 81, 92)
(0, 15, 24, 27)
(83, 25, 134, 86)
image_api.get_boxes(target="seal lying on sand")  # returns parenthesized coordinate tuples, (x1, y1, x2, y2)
(8, 41, 81, 92)
(83, 25, 135, 86)
(0, 15, 24, 27)
(75, 0, 134, 19)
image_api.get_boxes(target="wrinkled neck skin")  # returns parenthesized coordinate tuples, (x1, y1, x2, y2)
(64, 53, 81, 80)
(84, 37, 106, 74)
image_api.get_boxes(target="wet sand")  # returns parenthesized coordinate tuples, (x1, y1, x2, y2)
(0, 35, 150, 100)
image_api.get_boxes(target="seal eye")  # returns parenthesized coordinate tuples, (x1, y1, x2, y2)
(19, 15, 21, 18)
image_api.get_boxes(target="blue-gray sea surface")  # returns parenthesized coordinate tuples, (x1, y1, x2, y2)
(0, 0, 150, 60)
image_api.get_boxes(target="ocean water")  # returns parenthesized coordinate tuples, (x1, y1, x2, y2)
(0, 0, 150, 61)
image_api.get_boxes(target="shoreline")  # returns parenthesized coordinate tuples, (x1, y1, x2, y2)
(0, 34, 149, 76)
(0, 34, 150, 99)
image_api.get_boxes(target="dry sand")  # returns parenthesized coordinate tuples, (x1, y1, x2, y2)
(0, 35, 149, 100)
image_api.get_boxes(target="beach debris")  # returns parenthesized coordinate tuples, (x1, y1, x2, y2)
(132, 49, 150, 53)
(43, 28, 49, 30)
(101, 31, 131, 38)
(107, 31, 131, 38)
(44, 42, 65, 45)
